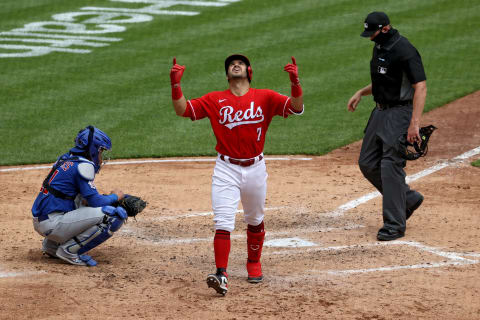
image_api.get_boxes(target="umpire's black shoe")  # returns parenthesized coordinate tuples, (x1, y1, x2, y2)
(377, 228, 405, 241)
(406, 193, 424, 220)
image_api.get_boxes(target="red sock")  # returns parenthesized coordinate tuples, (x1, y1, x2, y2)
(214, 230, 230, 270)
(247, 222, 265, 263)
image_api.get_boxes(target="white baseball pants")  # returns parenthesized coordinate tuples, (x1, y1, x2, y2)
(211, 155, 268, 232)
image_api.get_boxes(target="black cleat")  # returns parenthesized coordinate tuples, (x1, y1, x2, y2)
(206, 269, 228, 296)
(247, 275, 264, 283)
(246, 261, 263, 283)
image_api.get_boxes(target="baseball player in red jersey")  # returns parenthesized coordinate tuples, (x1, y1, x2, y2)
(170, 54, 304, 295)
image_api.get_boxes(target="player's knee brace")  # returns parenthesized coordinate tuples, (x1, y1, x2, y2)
(101, 205, 127, 232)
(64, 206, 127, 255)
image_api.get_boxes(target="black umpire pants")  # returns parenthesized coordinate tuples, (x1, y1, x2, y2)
(358, 104, 420, 233)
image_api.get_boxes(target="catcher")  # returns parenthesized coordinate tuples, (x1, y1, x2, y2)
(31, 126, 147, 266)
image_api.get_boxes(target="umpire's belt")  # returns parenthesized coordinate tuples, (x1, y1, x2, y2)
(376, 100, 412, 110)
(220, 154, 263, 167)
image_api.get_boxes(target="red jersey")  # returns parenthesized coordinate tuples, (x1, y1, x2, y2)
(183, 88, 303, 159)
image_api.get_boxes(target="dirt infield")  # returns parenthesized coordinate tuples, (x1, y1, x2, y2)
(1, 92, 479, 320)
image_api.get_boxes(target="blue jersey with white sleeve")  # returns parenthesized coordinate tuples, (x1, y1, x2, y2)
(32, 153, 117, 218)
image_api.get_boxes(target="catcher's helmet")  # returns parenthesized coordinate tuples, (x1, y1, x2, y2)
(225, 54, 252, 82)
(70, 126, 112, 172)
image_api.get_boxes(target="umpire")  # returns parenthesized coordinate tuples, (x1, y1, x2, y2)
(347, 12, 427, 241)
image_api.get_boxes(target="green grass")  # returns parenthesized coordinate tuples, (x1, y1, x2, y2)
(472, 159, 480, 167)
(0, 0, 479, 165)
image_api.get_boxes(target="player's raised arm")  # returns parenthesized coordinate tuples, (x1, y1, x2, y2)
(284, 56, 303, 112)
(170, 57, 187, 116)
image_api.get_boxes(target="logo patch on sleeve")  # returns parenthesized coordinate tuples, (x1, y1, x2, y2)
(88, 181, 97, 189)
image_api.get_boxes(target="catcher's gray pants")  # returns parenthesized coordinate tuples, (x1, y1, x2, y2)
(358, 104, 419, 233)
(33, 207, 104, 245)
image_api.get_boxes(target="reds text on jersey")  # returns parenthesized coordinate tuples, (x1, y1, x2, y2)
(183, 88, 303, 159)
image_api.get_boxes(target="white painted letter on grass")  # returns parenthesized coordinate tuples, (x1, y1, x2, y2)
(13, 22, 125, 34)
(0, 44, 90, 58)
(52, 11, 153, 24)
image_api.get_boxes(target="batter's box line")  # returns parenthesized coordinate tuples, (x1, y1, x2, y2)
(144, 206, 286, 221)
(120, 224, 364, 246)
(326, 145, 480, 218)
(0, 157, 313, 173)
(266, 240, 480, 276)
(0, 270, 45, 279)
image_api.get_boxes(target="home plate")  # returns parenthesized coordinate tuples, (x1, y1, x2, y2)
(264, 237, 317, 248)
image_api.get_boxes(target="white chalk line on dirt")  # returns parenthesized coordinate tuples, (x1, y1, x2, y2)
(0, 272, 26, 278)
(126, 145, 480, 245)
(0, 271, 45, 278)
(327, 146, 480, 217)
(267, 240, 480, 277)
(121, 223, 365, 245)
(146, 206, 286, 221)
(461, 252, 480, 258)
(4, 148, 479, 277)
(0, 157, 305, 277)
(0, 156, 312, 173)
(121, 146, 480, 276)
(132, 145, 480, 224)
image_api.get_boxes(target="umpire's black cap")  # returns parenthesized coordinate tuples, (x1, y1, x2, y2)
(361, 12, 390, 37)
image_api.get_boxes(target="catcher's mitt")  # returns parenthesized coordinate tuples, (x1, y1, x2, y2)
(400, 125, 437, 161)
(118, 195, 147, 218)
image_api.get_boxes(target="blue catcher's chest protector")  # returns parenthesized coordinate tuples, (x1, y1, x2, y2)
(32, 154, 98, 217)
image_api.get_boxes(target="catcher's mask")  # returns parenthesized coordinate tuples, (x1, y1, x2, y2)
(225, 54, 252, 82)
(399, 125, 437, 161)
(70, 125, 112, 172)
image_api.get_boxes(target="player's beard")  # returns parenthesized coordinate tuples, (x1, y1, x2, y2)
(228, 70, 247, 80)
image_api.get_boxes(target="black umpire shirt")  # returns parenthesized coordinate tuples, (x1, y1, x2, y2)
(370, 29, 426, 105)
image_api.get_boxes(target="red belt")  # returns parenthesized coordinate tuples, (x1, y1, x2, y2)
(220, 155, 263, 167)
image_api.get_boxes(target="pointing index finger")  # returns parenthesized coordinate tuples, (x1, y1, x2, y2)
(173, 57, 176, 65)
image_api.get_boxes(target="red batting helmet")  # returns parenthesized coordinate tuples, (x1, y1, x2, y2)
(225, 54, 252, 82)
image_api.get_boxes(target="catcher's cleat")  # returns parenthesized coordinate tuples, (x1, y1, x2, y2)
(246, 261, 263, 283)
(206, 269, 228, 296)
(56, 247, 97, 266)
(406, 193, 424, 220)
(42, 238, 59, 259)
(42, 251, 58, 259)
